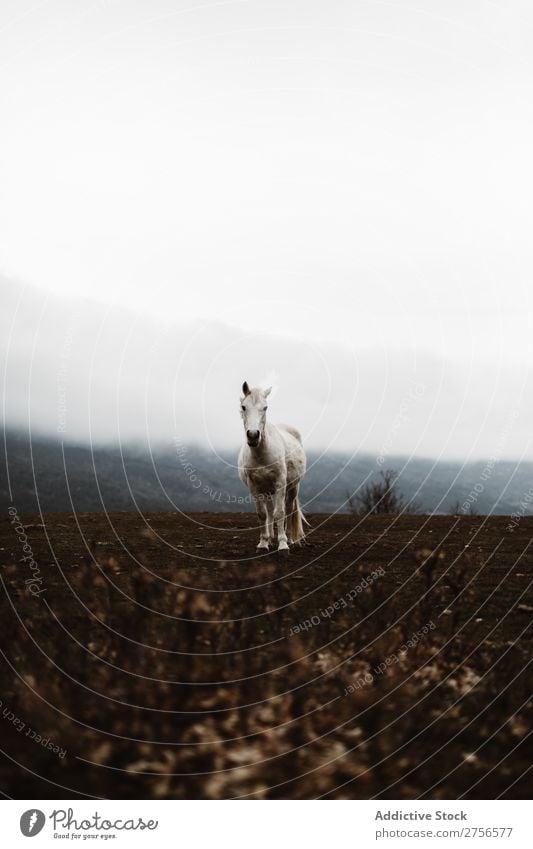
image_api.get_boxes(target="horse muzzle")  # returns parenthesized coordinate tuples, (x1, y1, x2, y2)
(246, 430, 261, 447)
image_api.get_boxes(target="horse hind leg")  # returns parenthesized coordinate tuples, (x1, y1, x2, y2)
(285, 485, 296, 544)
(286, 483, 306, 545)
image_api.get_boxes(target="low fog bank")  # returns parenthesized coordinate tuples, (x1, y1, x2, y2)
(2, 428, 533, 518)
(2, 277, 533, 462)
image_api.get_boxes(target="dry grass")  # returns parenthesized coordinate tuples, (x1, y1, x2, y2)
(0, 512, 531, 798)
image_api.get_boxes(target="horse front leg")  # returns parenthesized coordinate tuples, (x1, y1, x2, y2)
(266, 495, 274, 544)
(254, 494, 271, 551)
(273, 483, 289, 552)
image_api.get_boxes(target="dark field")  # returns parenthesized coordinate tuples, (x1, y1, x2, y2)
(0, 511, 531, 799)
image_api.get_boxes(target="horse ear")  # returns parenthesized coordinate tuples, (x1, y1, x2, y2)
(242, 381, 251, 396)
(264, 386, 272, 397)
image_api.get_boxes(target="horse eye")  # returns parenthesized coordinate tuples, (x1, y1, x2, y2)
(241, 405, 246, 411)
(263, 406, 268, 411)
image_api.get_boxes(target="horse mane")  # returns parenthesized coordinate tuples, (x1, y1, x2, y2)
(277, 423, 303, 443)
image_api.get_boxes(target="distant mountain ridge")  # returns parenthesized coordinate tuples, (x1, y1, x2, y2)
(1, 429, 532, 517)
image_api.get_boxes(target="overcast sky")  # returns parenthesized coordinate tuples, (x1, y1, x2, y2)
(1, 1, 533, 458)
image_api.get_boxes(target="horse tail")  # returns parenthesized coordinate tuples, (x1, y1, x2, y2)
(288, 491, 309, 544)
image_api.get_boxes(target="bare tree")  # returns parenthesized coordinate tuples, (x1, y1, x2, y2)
(448, 499, 478, 517)
(348, 469, 416, 516)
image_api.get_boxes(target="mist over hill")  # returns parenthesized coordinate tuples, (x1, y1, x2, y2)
(2, 430, 532, 517)
(3, 277, 533, 462)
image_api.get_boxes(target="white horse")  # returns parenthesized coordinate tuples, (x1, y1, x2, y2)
(238, 381, 308, 552)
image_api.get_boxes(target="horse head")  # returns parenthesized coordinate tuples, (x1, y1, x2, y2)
(240, 381, 271, 447)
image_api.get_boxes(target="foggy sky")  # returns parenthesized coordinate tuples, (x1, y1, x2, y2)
(1, 1, 533, 459)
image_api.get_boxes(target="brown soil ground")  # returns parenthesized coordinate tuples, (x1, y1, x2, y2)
(0, 511, 531, 799)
